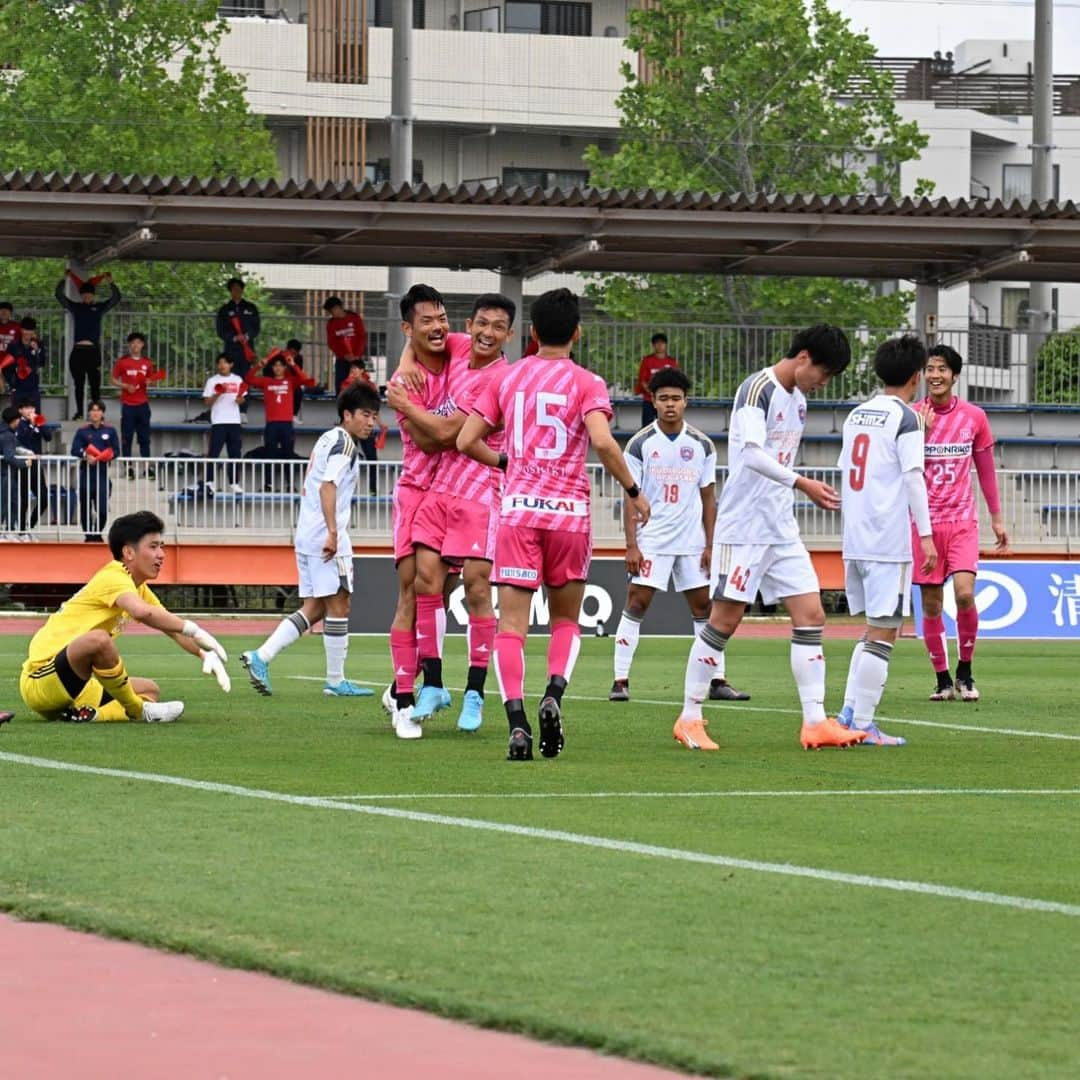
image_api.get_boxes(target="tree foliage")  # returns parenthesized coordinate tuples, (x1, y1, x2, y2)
(1033, 329, 1080, 404)
(583, 0, 931, 333)
(0, 0, 278, 308)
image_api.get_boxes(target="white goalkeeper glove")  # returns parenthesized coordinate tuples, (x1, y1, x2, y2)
(201, 649, 232, 693)
(182, 620, 227, 662)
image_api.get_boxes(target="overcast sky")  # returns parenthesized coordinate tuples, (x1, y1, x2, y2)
(835, 0, 1080, 71)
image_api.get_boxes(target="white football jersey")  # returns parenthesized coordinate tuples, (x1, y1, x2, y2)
(625, 422, 717, 555)
(716, 368, 806, 545)
(295, 427, 362, 557)
(839, 394, 924, 562)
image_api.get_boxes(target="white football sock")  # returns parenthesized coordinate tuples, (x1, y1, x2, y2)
(842, 636, 866, 713)
(853, 640, 893, 729)
(256, 610, 310, 664)
(613, 610, 643, 680)
(790, 626, 827, 724)
(323, 617, 349, 685)
(682, 624, 728, 721)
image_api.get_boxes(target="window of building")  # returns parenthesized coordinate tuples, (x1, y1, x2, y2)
(367, 159, 424, 185)
(368, 0, 426, 28)
(218, 1, 266, 15)
(1002, 286, 1059, 331)
(502, 166, 588, 190)
(1002, 163, 1060, 204)
(464, 6, 501, 31)
(505, 1, 592, 37)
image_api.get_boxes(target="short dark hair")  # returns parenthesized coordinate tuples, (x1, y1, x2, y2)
(79, 283, 96, 295)
(126, 331, 146, 344)
(649, 367, 690, 396)
(873, 334, 927, 388)
(88, 399, 106, 413)
(338, 381, 380, 419)
(530, 288, 580, 347)
(19, 317, 36, 331)
(651, 332, 668, 345)
(470, 293, 516, 326)
(108, 511, 165, 561)
(323, 296, 344, 313)
(14, 397, 35, 409)
(0, 301, 12, 312)
(2, 406, 19, 424)
(400, 284, 446, 323)
(216, 352, 234, 366)
(927, 343, 963, 376)
(226, 277, 245, 289)
(786, 324, 851, 376)
(286, 338, 303, 352)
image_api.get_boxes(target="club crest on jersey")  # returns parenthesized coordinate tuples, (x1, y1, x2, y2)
(503, 494, 587, 517)
(680, 446, 694, 461)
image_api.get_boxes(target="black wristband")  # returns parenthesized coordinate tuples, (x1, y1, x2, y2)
(497, 453, 508, 471)
(625, 484, 640, 499)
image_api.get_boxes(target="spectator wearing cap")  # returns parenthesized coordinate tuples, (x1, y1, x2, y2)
(112, 331, 166, 478)
(55, 270, 121, 420)
(324, 296, 367, 393)
(70, 400, 120, 543)
(2, 318, 47, 411)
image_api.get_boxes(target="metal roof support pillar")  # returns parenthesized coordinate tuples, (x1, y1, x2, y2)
(915, 282, 939, 347)
(498, 270, 524, 361)
(385, 0, 413, 378)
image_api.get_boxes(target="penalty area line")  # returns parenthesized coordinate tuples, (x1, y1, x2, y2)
(0, 750, 1078, 920)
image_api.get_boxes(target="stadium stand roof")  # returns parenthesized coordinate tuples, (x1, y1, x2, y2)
(4, 170, 1080, 283)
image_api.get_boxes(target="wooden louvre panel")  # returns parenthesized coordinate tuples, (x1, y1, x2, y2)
(635, 0, 663, 86)
(306, 116, 368, 185)
(308, 0, 368, 84)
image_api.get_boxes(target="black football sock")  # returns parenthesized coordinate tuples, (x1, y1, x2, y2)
(466, 665, 487, 696)
(505, 699, 529, 734)
(421, 657, 443, 689)
(544, 675, 568, 705)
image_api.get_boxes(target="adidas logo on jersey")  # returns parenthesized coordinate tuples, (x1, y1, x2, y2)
(651, 450, 661, 458)
(775, 411, 783, 421)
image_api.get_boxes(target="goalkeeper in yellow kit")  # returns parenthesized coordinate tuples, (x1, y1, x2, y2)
(19, 511, 230, 723)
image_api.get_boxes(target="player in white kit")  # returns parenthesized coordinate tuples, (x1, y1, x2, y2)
(672, 325, 861, 751)
(610, 367, 749, 702)
(836, 335, 937, 745)
(241, 382, 382, 697)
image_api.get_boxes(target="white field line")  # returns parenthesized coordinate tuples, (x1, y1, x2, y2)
(286, 677, 1080, 742)
(317, 788, 1080, 801)
(1, 750, 1078, 919)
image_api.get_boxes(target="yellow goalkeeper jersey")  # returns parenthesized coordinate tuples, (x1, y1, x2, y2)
(25, 560, 162, 667)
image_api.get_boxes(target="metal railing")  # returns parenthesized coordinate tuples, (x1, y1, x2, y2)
(22, 310, 1064, 406)
(2, 457, 1075, 551)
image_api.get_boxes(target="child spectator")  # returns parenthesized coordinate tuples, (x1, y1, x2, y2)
(0, 302, 19, 355)
(202, 353, 246, 492)
(70, 400, 120, 543)
(324, 297, 367, 392)
(112, 331, 166, 479)
(14, 398, 53, 535)
(0, 404, 34, 540)
(2, 318, 47, 410)
(55, 271, 121, 420)
(245, 346, 316, 459)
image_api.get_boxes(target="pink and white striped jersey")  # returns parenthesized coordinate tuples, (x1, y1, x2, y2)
(920, 396, 995, 523)
(473, 355, 613, 535)
(390, 351, 453, 491)
(429, 343, 507, 506)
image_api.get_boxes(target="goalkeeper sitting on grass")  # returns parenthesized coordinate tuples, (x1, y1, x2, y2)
(19, 511, 230, 723)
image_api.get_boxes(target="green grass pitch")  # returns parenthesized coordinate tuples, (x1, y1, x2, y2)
(0, 630, 1077, 1079)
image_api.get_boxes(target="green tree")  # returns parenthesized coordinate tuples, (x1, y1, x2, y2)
(1033, 329, 1080, 404)
(584, 0, 931, 348)
(0, 0, 278, 312)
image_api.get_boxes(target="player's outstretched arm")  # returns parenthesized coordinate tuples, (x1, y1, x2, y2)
(114, 593, 228, 660)
(457, 413, 500, 467)
(586, 412, 650, 526)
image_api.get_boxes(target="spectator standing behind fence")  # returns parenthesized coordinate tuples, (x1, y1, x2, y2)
(324, 296, 367, 392)
(340, 360, 382, 494)
(71, 401, 119, 544)
(14, 398, 52, 537)
(284, 337, 311, 423)
(634, 333, 680, 428)
(0, 302, 19, 355)
(55, 271, 121, 421)
(0, 404, 34, 540)
(2, 318, 47, 410)
(245, 347, 316, 459)
(112, 331, 166, 480)
(215, 277, 260, 389)
(202, 353, 246, 492)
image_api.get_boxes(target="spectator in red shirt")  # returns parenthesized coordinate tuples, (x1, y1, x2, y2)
(112, 331, 166, 479)
(324, 297, 367, 392)
(634, 333, 680, 428)
(245, 347, 317, 459)
(0, 302, 19, 356)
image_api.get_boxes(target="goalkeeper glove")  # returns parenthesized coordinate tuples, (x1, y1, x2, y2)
(181, 620, 228, 662)
(201, 649, 231, 693)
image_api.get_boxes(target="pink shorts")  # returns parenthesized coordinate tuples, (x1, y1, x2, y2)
(494, 524, 591, 591)
(412, 491, 498, 563)
(912, 519, 979, 586)
(392, 484, 426, 563)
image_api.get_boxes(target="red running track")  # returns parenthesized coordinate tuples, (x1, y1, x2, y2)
(0, 916, 686, 1079)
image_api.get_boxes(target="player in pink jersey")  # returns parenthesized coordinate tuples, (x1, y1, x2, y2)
(914, 345, 1009, 702)
(389, 294, 515, 736)
(458, 288, 650, 762)
(385, 284, 456, 738)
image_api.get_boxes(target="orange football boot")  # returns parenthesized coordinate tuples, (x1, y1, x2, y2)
(800, 716, 866, 750)
(672, 715, 719, 751)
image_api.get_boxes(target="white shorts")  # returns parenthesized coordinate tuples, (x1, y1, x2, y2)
(844, 559, 911, 621)
(297, 552, 354, 599)
(630, 552, 709, 593)
(711, 541, 819, 605)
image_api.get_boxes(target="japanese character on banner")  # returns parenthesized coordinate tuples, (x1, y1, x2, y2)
(1048, 572, 1080, 628)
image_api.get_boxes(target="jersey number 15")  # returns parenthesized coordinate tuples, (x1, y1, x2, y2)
(513, 390, 568, 460)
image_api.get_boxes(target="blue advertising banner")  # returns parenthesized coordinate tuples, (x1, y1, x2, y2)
(911, 560, 1080, 640)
